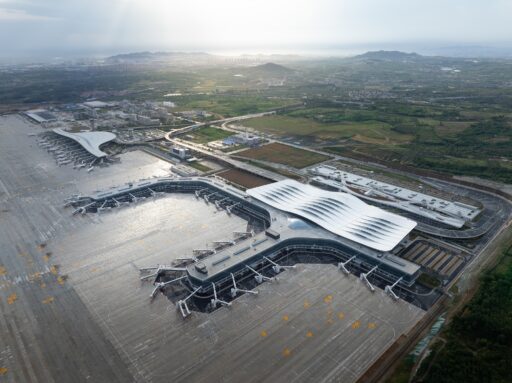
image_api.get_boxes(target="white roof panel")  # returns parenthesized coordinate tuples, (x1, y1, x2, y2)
(248, 179, 417, 252)
(53, 128, 116, 158)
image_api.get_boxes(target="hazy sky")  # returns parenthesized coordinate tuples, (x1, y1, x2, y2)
(1, 0, 512, 60)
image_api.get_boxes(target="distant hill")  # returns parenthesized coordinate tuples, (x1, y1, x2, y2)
(247, 62, 293, 76)
(106, 51, 212, 64)
(353, 50, 423, 62)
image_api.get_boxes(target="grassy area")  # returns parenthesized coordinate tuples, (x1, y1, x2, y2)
(187, 161, 213, 172)
(183, 126, 233, 143)
(433, 121, 472, 136)
(173, 95, 298, 118)
(417, 273, 442, 289)
(244, 106, 512, 184)
(390, 117, 512, 183)
(387, 356, 416, 383)
(237, 142, 330, 169)
(243, 115, 412, 144)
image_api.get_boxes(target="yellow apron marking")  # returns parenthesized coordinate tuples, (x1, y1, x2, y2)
(42, 296, 54, 304)
(7, 293, 17, 304)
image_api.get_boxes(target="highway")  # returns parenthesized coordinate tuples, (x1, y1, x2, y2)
(165, 111, 276, 139)
(165, 136, 287, 181)
(164, 111, 290, 182)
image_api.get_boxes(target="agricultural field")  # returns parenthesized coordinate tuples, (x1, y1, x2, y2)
(173, 94, 297, 118)
(216, 168, 273, 189)
(243, 104, 512, 184)
(236, 142, 330, 169)
(242, 114, 412, 144)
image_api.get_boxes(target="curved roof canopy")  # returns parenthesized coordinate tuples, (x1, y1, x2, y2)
(247, 180, 417, 252)
(53, 128, 116, 158)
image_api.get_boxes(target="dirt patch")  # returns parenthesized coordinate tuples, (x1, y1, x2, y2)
(217, 168, 273, 189)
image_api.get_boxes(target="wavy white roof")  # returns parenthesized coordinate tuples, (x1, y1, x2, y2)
(248, 180, 417, 252)
(53, 128, 116, 158)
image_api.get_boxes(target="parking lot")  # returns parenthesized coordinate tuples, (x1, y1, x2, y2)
(401, 240, 465, 278)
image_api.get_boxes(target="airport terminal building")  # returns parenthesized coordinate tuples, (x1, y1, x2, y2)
(247, 180, 417, 252)
(52, 128, 116, 158)
(70, 176, 423, 316)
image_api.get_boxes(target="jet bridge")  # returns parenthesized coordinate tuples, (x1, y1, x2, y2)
(68, 177, 424, 318)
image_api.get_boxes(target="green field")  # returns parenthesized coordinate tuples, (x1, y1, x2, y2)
(243, 115, 412, 144)
(240, 103, 512, 184)
(236, 142, 330, 169)
(187, 161, 213, 172)
(173, 95, 298, 118)
(184, 126, 233, 143)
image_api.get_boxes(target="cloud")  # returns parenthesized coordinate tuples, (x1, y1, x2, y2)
(0, 0, 511, 59)
(0, 6, 56, 21)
